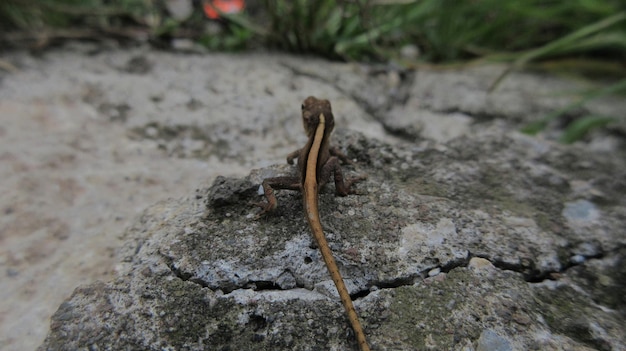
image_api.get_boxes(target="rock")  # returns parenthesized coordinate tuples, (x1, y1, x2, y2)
(39, 121, 626, 350)
(385, 108, 473, 143)
(477, 329, 512, 351)
(5, 46, 624, 351)
(378, 65, 626, 143)
(468, 257, 495, 272)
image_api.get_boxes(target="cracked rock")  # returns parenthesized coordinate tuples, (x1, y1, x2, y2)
(40, 122, 625, 349)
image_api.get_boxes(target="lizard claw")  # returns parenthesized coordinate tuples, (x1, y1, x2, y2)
(345, 175, 367, 195)
(349, 174, 367, 186)
(249, 200, 276, 219)
(354, 174, 367, 181)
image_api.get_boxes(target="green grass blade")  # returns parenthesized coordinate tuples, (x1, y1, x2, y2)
(522, 78, 626, 135)
(490, 11, 626, 91)
(515, 11, 626, 66)
(559, 115, 615, 144)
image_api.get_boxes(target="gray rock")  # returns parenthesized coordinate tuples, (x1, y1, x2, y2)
(477, 329, 512, 351)
(5, 46, 623, 351)
(384, 65, 626, 141)
(39, 121, 626, 350)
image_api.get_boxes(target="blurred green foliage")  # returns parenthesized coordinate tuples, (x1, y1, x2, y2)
(522, 78, 626, 142)
(1, 0, 625, 142)
(240, 0, 626, 64)
(3, 0, 624, 64)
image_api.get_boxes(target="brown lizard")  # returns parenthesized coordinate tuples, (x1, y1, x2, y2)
(255, 96, 370, 351)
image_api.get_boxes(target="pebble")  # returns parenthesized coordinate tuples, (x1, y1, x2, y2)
(562, 200, 600, 223)
(468, 257, 494, 270)
(570, 254, 585, 264)
(428, 267, 441, 277)
(477, 329, 512, 351)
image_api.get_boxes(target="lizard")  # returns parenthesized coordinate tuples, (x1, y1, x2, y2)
(254, 96, 370, 351)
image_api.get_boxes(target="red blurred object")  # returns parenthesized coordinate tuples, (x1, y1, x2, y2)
(203, 0, 245, 19)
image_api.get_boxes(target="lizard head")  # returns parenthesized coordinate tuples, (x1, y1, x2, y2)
(302, 96, 335, 137)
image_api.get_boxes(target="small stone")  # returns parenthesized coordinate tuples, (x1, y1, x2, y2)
(570, 254, 585, 264)
(428, 267, 441, 277)
(468, 257, 494, 270)
(424, 272, 446, 284)
(477, 329, 512, 351)
(573, 242, 600, 257)
(512, 312, 531, 325)
(276, 271, 297, 290)
(562, 200, 600, 224)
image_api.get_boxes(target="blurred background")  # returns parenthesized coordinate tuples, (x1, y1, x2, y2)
(0, 1, 625, 351)
(2, 0, 624, 140)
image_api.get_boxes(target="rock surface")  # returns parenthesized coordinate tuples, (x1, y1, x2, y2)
(0, 45, 392, 351)
(1, 43, 624, 351)
(40, 123, 625, 349)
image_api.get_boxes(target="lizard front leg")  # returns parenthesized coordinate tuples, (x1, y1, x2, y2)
(319, 156, 367, 196)
(286, 148, 302, 165)
(253, 148, 302, 218)
(253, 176, 301, 218)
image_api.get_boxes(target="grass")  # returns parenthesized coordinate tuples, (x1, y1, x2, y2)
(3, 0, 624, 63)
(1, 0, 625, 142)
(521, 78, 626, 143)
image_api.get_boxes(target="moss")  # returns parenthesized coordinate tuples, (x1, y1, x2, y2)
(158, 278, 242, 347)
(534, 284, 613, 351)
(383, 270, 478, 349)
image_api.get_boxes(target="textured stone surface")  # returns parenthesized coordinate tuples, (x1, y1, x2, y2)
(0, 45, 390, 351)
(40, 123, 625, 349)
(1, 43, 624, 351)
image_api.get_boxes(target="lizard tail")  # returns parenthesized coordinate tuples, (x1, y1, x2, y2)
(307, 211, 371, 351)
(303, 113, 370, 351)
